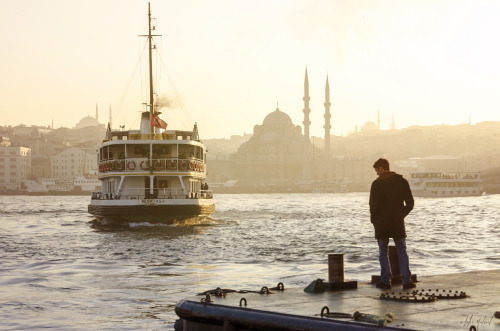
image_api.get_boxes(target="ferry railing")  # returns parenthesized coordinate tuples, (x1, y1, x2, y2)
(200, 190, 213, 199)
(98, 157, 206, 173)
(91, 188, 213, 200)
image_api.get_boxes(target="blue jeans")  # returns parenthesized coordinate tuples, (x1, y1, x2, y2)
(377, 238, 412, 285)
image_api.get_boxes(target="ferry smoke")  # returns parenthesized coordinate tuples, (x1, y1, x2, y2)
(154, 94, 178, 110)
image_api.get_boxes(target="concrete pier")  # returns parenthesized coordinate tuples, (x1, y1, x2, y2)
(175, 269, 500, 330)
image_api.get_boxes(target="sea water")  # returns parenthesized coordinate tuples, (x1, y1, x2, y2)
(0, 193, 499, 330)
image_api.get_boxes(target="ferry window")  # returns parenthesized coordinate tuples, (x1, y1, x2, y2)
(154, 145, 170, 155)
(178, 145, 195, 159)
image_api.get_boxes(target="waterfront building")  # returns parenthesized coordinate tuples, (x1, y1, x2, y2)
(0, 146, 31, 190)
(50, 147, 97, 180)
(0, 136, 10, 147)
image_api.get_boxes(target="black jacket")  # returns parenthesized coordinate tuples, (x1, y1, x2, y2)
(369, 171, 414, 239)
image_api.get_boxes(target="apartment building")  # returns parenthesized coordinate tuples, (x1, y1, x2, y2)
(0, 146, 31, 189)
(51, 147, 97, 180)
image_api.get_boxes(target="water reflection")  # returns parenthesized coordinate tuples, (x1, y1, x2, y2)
(89, 216, 218, 238)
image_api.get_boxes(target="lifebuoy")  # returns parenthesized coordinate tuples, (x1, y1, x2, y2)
(189, 160, 194, 171)
(109, 161, 114, 171)
(167, 160, 177, 170)
(154, 160, 164, 170)
(127, 160, 136, 171)
(140, 160, 150, 170)
(180, 160, 188, 171)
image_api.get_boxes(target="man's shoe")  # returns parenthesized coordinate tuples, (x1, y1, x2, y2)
(375, 281, 391, 289)
(403, 281, 416, 289)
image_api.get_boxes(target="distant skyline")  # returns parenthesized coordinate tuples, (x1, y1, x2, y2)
(1, 0, 500, 139)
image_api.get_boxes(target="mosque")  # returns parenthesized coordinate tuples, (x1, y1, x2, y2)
(74, 104, 106, 130)
(229, 68, 375, 191)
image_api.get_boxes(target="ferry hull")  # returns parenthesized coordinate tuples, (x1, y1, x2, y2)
(88, 203, 215, 223)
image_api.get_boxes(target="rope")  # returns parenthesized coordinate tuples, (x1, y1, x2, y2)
(158, 52, 194, 129)
(113, 40, 148, 129)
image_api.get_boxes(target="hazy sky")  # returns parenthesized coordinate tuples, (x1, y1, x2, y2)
(1, 0, 500, 139)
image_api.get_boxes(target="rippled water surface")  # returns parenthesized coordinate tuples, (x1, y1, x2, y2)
(1, 193, 499, 330)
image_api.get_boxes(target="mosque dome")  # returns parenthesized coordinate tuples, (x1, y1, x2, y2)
(362, 121, 378, 132)
(75, 116, 99, 129)
(262, 107, 293, 128)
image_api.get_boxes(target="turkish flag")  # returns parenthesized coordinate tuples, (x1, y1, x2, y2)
(151, 113, 167, 129)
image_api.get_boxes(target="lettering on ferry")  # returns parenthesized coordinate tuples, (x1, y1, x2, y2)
(142, 199, 166, 206)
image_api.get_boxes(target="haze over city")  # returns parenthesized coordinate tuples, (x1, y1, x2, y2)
(1, 0, 500, 139)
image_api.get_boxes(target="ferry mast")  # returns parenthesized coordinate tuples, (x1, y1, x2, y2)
(144, 2, 161, 187)
(148, 2, 154, 135)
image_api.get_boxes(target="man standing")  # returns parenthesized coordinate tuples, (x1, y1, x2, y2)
(369, 158, 415, 289)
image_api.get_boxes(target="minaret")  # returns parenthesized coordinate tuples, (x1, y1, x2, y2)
(391, 114, 395, 130)
(323, 74, 331, 160)
(377, 110, 381, 130)
(95, 103, 99, 122)
(303, 67, 311, 141)
(109, 105, 112, 129)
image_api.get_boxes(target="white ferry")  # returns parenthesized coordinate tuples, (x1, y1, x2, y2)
(23, 174, 100, 195)
(311, 179, 348, 193)
(409, 172, 483, 197)
(73, 174, 101, 193)
(87, 3, 214, 223)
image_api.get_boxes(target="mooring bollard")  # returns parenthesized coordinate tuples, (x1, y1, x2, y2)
(328, 254, 345, 283)
(323, 253, 357, 290)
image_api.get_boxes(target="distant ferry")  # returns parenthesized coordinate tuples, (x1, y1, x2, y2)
(22, 174, 101, 195)
(87, 3, 214, 223)
(409, 172, 483, 197)
(311, 179, 348, 193)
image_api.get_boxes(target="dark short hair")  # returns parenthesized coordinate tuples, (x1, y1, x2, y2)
(373, 158, 390, 170)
